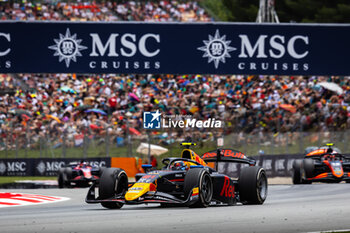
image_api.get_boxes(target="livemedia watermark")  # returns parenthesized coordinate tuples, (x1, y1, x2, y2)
(143, 110, 223, 129)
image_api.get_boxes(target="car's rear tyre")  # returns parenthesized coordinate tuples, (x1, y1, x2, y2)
(58, 168, 66, 189)
(65, 167, 72, 178)
(99, 167, 106, 177)
(64, 167, 73, 187)
(292, 160, 302, 184)
(64, 167, 72, 187)
(239, 166, 267, 205)
(99, 168, 128, 209)
(184, 168, 213, 208)
(303, 159, 315, 178)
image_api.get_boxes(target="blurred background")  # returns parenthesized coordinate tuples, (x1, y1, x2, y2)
(0, 0, 349, 163)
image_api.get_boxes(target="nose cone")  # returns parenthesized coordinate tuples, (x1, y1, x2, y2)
(125, 183, 151, 201)
(334, 169, 344, 177)
(330, 162, 344, 178)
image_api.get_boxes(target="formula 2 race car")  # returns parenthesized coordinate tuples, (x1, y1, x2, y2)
(86, 143, 267, 209)
(58, 161, 105, 188)
(293, 144, 350, 184)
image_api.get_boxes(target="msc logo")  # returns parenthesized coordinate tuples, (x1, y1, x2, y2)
(0, 161, 6, 175)
(197, 30, 236, 69)
(143, 110, 161, 129)
(210, 41, 224, 56)
(61, 40, 76, 55)
(48, 28, 87, 68)
(36, 161, 46, 175)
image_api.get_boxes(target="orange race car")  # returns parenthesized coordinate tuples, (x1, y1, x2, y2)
(86, 142, 267, 209)
(293, 144, 350, 184)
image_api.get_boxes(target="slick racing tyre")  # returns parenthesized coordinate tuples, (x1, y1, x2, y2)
(65, 167, 72, 179)
(65, 167, 72, 185)
(184, 168, 213, 208)
(292, 160, 302, 184)
(99, 168, 128, 209)
(303, 159, 315, 179)
(239, 166, 267, 205)
(99, 167, 106, 177)
(58, 168, 67, 189)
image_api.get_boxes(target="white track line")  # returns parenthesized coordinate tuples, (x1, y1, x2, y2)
(306, 229, 350, 233)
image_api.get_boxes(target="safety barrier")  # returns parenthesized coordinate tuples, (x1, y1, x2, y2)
(0, 157, 143, 177)
(1, 154, 348, 177)
(0, 158, 110, 176)
(111, 157, 144, 177)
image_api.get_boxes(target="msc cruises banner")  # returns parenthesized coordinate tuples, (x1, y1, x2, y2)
(0, 158, 110, 176)
(1, 21, 350, 75)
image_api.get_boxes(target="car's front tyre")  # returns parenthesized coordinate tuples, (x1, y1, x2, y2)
(184, 168, 213, 208)
(303, 159, 315, 179)
(239, 166, 267, 205)
(292, 160, 302, 184)
(99, 168, 128, 209)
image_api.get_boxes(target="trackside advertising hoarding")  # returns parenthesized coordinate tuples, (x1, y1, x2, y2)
(217, 154, 303, 178)
(0, 154, 311, 177)
(0, 21, 350, 75)
(0, 158, 110, 176)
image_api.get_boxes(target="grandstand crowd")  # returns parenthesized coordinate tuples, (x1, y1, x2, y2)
(0, 1, 349, 151)
(0, 1, 211, 22)
(0, 73, 349, 150)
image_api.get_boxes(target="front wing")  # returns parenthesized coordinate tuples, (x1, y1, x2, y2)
(307, 172, 350, 182)
(85, 182, 200, 206)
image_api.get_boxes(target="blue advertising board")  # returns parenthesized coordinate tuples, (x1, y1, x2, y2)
(0, 21, 349, 75)
(0, 158, 111, 176)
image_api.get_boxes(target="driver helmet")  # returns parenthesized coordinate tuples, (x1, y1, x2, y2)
(171, 161, 188, 171)
(329, 151, 338, 160)
(79, 160, 88, 168)
(327, 147, 333, 154)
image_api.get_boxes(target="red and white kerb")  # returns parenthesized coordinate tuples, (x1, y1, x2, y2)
(0, 192, 69, 208)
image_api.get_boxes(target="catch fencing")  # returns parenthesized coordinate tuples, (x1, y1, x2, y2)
(0, 125, 348, 159)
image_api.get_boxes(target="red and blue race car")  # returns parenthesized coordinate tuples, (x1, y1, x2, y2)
(58, 161, 105, 188)
(86, 142, 267, 209)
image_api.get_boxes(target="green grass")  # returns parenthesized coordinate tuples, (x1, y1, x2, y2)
(0, 144, 129, 159)
(0, 176, 56, 185)
(0, 142, 304, 159)
(0, 135, 299, 159)
(0, 131, 348, 159)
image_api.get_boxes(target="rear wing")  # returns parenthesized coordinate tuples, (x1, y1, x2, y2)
(305, 153, 350, 161)
(305, 144, 342, 158)
(202, 149, 256, 166)
(305, 147, 347, 159)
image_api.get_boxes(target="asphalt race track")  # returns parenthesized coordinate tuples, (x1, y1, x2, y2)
(1, 184, 350, 233)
